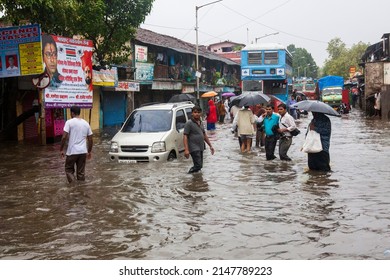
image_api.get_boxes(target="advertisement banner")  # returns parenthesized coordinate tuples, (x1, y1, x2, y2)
(135, 62, 154, 81)
(135, 45, 148, 62)
(43, 34, 94, 108)
(115, 81, 140, 92)
(92, 67, 118, 87)
(0, 24, 43, 78)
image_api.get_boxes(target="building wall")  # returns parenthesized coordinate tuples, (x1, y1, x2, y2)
(209, 42, 240, 53)
(364, 63, 383, 114)
(382, 86, 390, 120)
(64, 88, 101, 131)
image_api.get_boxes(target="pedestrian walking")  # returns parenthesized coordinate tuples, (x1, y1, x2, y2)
(233, 106, 256, 153)
(217, 99, 226, 124)
(374, 89, 381, 118)
(307, 112, 331, 171)
(254, 105, 266, 147)
(206, 99, 217, 130)
(184, 105, 215, 173)
(288, 95, 298, 119)
(60, 106, 93, 183)
(224, 98, 231, 121)
(262, 104, 280, 160)
(277, 103, 297, 161)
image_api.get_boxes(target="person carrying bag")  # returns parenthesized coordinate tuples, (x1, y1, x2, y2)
(305, 112, 332, 172)
(301, 129, 322, 153)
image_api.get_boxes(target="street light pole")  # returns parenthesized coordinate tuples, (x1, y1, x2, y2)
(196, 0, 222, 106)
(297, 66, 301, 78)
(304, 64, 311, 77)
(255, 32, 279, 43)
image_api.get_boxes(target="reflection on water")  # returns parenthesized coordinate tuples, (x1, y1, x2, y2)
(1, 109, 390, 260)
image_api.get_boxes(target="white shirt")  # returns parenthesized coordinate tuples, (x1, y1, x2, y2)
(63, 117, 93, 155)
(7, 65, 18, 70)
(279, 112, 296, 137)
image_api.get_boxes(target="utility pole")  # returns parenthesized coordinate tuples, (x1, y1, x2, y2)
(195, 0, 223, 107)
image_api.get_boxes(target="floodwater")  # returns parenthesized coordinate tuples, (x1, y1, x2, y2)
(1, 109, 390, 260)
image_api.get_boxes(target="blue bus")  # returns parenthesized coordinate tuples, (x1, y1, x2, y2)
(241, 43, 293, 107)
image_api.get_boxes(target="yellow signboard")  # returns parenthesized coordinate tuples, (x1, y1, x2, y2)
(19, 42, 44, 75)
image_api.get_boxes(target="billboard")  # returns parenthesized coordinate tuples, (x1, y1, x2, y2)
(0, 24, 43, 78)
(42, 34, 94, 108)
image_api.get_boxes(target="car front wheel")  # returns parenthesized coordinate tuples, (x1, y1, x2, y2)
(167, 151, 176, 161)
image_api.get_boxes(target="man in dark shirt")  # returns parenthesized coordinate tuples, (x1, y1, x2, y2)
(183, 105, 215, 173)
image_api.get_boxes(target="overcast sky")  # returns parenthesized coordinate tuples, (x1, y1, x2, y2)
(141, 0, 389, 67)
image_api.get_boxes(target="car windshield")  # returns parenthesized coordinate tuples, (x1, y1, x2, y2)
(122, 110, 173, 132)
(322, 87, 342, 96)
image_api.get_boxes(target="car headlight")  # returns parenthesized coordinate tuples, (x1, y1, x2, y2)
(110, 142, 119, 153)
(151, 141, 166, 153)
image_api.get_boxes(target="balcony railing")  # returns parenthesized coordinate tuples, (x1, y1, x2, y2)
(153, 63, 239, 87)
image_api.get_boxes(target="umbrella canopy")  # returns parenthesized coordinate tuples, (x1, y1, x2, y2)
(168, 93, 196, 103)
(293, 100, 341, 117)
(201, 91, 218, 98)
(221, 92, 236, 97)
(236, 92, 270, 107)
(267, 94, 286, 105)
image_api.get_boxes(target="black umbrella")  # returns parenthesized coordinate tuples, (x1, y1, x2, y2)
(293, 100, 341, 117)
(231, 92, 270, 107)
(168, 93, 196, 103)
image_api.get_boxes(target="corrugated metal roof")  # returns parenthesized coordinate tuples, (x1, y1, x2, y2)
(135, 28, 238, 66)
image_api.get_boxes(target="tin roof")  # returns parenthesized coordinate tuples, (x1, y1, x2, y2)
(135, 28, 238, 66)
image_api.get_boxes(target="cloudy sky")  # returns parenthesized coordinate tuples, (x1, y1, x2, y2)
(141, 0, 389, 67)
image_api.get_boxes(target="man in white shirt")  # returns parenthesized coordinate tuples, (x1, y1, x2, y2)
(60, 106, 93, 183)
(277, 103, 296, 161)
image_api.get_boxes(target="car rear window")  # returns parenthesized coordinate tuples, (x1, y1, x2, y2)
(122, 110, 173, 132)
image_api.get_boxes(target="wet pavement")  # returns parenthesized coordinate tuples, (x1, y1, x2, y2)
(1, 109, 390, 260)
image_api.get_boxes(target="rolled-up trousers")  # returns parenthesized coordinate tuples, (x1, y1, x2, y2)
(65, 154, 87, 183)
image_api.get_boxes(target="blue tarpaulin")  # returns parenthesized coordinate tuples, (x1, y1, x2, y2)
(318, 75, 344, 91)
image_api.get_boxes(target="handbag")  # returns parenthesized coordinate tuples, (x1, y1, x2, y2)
(281, 123, 300, 136)
(302, 130, 323, 153)
(290, 128, 300, 136)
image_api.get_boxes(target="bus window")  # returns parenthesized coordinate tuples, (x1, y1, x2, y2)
(248, 52, 262, 64)
(264, 51, 278, 64)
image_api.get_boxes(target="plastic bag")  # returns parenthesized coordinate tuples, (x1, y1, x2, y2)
(302, 130, 323, 153)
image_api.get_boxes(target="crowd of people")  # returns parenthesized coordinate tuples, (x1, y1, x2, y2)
(196, 95, 332, 173)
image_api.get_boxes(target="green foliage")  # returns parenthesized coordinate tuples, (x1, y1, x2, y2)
(0, 0, 155, 66)
(287, 44, 318, 78)
(322, 38, 368, 78)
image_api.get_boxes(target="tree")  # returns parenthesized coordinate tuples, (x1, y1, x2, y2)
(0, 0, 155, 66)
(322, 38, 368, 78)
(287, 44, 318, 78)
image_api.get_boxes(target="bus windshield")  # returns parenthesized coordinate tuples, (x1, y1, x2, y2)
(242, 80, 263, 92)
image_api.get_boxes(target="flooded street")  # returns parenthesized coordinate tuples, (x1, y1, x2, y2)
(1, 109, 390, 260)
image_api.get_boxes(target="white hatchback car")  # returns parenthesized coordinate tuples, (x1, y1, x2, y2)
(109, 102, 194, 163)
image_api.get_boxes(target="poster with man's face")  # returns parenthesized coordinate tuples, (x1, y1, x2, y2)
(43, 35, 93, 108)
(0, 24, 42, 78)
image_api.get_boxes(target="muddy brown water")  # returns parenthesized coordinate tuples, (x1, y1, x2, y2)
(1, 110, 390, 259)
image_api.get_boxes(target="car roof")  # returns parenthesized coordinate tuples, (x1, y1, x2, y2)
(137, 102, 194, 111)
